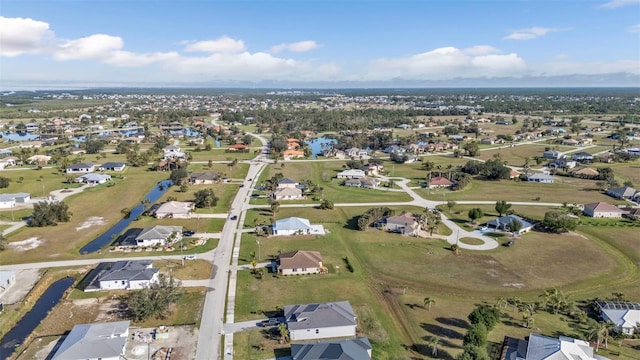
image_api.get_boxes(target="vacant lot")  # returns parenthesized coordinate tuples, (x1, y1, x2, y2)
(416, 176, 628, 204)
(477, 143, 549, 166)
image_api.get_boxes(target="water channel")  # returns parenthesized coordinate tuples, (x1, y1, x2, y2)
(305, 136, 337, 159)
(0, 277, 75, 359)
(78, 179, 173, 254)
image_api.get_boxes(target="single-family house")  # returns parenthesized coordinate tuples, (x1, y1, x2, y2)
(134, 225, 182, 247)
(598, 301, 640, 335)
(622, 207, 640, 220)
(344, 177, 380, 189)
(561, 138, 580, 146)
(27, 154, 51, 165)
(525, 173, 555, 183)
(361, 163, 384, 176)
(190, 172, 220, 184)
(385, 213, 421, 236)
(570, 167, 600, 178)
(346, 147, 369, 159)
(277, 250, 324, 276)
(155, 201, 194, 219)
(0, 270, 16, 298)
(284, 301, 357, 341)
(509, 169, 521, 179)
(75, 173, 111, 185)
(277, 178, 299, 189)
(428, 176, 454, 189)
(273, 187, 304, 200)
(291, 338, 372, 360)
(272, 217, 312, 236)
(583, 202, 623, 218)
(66, 162, 95, 174)
(0, 193, 31, 208)
(548, 158, 577, 170)
(337, 169, 366, 179)
(542, 150, 563, 160)
(283, 149, 305, 159)
(323, 148, 346, 159)
(50, 321, 130, 360)
(605, 186, 637, 199)
(572, 152, 594, 162)
(92, 260, 159, 291)
(485, 215, 535, 234)
(163, 145, 186, 160)
(501, 333, 608, 360)
(0, 157, 16, 169)
(98, 162, 126, 171)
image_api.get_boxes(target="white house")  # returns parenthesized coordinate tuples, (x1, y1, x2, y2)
(522, 333, 607, 360)
(134, 225, 183, 247)
(51, 321, 130, 360)
(598, 301, 640, 335)
(75, 173, 111, 185)
(273, 217, 312, 236)
(272, 187, 304, 200)
(485, 215, 536, 234)
(336, 169, 366, 179)
(284, 301, 357, 341)
(583, 202, 623, 218)
(0, 193, 31, 208)
(155, 201, 194, 219)
(98, 162, 127, 172)
(66, 162, 96, 174)
(94, 261, 159, 291)
(0, 270, 16, 298)
(525, 173, 555, 183)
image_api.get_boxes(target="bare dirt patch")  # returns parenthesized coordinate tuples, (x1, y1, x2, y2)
(8, 237, 43, 251)
(75, 216, 105, 231)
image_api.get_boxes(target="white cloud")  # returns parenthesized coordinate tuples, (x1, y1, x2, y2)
(505, 27, 556, 40)
(628, 24, 640, 33)
(184, 36, 245, 54)
(55, 34, 124, 60)
(0, 16, 54, 57)
(367, 46, 526, 80)
(599, 0, 640, 9)
(271, 40, 318, 53)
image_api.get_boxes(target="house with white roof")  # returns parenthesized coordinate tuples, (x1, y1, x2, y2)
(0, 193, 31, 208)
(50, 321, 130, 360)
(154, 201, 194, 219)
(85, 260, 159, 291)
(272, 217, 324, 236)
(336, 169, 366, 179)
(272, 186, 304, 200)
(501, 333, 609, 360)
(284, 301, 357, 341)
(525, 173, 555, 183)
(598, 301, 640, 335)
(75, 173, 111, 185)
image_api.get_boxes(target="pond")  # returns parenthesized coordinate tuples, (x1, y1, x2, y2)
(0, 277, 75, 359)
(305, 136, 337, 159)
(0, 132, 39, 142)
(78, 179, 173, 254)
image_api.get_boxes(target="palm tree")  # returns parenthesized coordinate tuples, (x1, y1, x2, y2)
(600, 321, 615, 349)
(429, 336, 440, 357)
(277, 323, 290, 344)
(496, 297, 508, 311)
(450, 244, 460, 256)
(508, 297, 522, 313)
(423, 297, 435, 311)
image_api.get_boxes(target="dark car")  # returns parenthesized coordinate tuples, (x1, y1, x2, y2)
(183, 230, 195, 236)
(259, 318, 280, 327)
(230, 215, 238, 220)
(504, 240, 514, 247)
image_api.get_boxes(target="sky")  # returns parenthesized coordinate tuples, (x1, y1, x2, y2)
(1, 0, 639, 88)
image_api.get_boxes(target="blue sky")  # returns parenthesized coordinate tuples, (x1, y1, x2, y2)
(1, 0, 639, 88)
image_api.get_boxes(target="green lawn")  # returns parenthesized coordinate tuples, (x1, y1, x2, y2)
(157, 182, 239, 213)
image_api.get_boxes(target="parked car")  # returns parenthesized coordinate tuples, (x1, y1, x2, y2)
(504, 240, 514, 247)
(239, 184, 244, 188)
(259, 318, 280, 327)
(184, 255, 197, 260)
(183, 230, 195, 236)
(230, 215, 238, 220)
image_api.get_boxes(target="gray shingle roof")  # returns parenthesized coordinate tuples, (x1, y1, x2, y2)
(274, 217, 312, 231)
(292, 338, 372, 360)
(51, 321, 130, 360)
(99, 260, 158, 282)
(284, 301, 356, 331)
(136, 225, 182, 241)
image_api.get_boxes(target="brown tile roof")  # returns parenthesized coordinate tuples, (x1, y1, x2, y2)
(278, 250, 322, 270)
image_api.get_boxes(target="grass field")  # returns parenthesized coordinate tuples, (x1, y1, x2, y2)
(416, 176, 628, 205)
(234, 202, 639, 359)
(477, 143, 549, 166)
(156, 182, 239, 214)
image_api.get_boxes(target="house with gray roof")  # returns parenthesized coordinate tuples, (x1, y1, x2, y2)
(284, 301, 357, 341)
(189, 172, 220, 184)
(485, 215, 535, 234)
(523, 333, 608, 360)
(51, 321, 130, 360)
(272, 217, 325, 236)
(598, 301, 640, 335)
(98, 162, 126, 171)
(135, 225, 182, 247)
(154, 201, 194, 219)
(0, 193, 30, 209)
(291, 338, 372, 360)
(66, 162, 95, 173)
(273, 186, 304, 200)
(75, 173, 111, 185)
(384, 213, 420, 236)
(336, 169, 366, 179)
(605, 186, 637, 199)
(84, 260, 159, 291)
(525, 173, 554, 183)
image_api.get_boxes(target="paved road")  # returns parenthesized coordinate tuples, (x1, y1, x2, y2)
(194, 128, 269, 360)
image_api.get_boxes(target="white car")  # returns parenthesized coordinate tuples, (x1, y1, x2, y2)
(183, 255, 197, 260)
(480, 226, 489, 231)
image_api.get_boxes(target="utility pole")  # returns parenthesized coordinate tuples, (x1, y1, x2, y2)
(256, 239, 261, 261)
